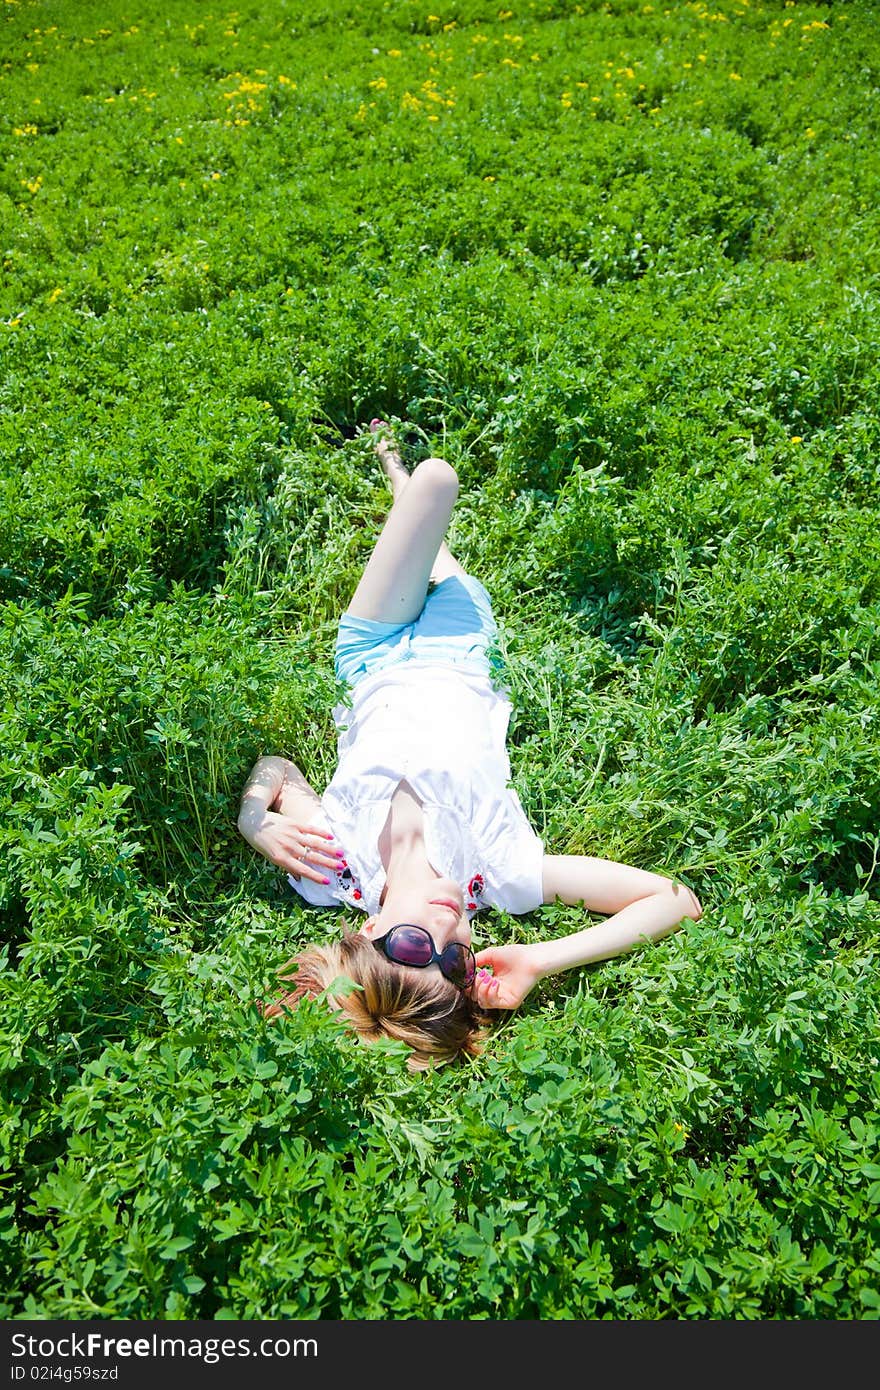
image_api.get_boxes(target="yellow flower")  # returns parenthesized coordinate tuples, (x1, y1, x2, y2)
(804, 127, 815, 139)
(729, 72, 742, 80)
(790, 436, 803, 444)
(369, 76, 388, 90)
(277, 75, 295, 86)
(47, 287, 63, 304)
(13, 124, 38, 136)
(388, 49, 402, 57)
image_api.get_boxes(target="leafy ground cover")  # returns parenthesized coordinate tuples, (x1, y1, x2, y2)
(1, 0, 879, 1319)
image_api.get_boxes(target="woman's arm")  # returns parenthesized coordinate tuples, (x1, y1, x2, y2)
(237, 756, 343, 884)
(473, 855, 702, 1010)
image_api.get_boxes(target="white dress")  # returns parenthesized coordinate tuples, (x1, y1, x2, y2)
(288, 660, 545, 918)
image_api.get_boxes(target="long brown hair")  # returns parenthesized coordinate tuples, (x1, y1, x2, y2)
(261, 928, 492, 1071)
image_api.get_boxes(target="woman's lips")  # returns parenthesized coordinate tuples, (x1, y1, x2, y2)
(430, 898, 462, 915)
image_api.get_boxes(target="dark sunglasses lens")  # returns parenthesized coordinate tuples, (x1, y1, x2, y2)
(441, 944, 475, 987)
(387, 926, 434, 967)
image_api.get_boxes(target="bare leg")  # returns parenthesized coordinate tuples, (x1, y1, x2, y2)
(371, 421, 468, 586)
(345, 422, 467, 624)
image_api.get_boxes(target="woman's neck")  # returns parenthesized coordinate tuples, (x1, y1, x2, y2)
(378, 779, 437, 905)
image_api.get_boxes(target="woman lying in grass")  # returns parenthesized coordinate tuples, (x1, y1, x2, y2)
(238, 420, 702, 1069)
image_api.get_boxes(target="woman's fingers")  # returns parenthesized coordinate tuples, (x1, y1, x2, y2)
(306, 849, 346, 873)
(258, 815, 346, 885)
(473, 956, 532, 1011)
(297, 846, 343, 871)
(278, 825, 345, 872)
(299, 826, 345, 865)
(290, 840, 345, 885)
(295, 859, 335, 885)
(280, 850, 336, 885)
(473, 967, 501, 1008)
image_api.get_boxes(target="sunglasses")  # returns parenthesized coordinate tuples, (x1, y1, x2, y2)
(372, 924, 476, 990)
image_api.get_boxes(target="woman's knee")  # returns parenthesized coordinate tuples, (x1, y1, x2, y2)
(412, 456, 459, 497)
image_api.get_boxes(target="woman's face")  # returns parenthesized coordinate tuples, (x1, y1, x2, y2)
(361, 873, 472, 953)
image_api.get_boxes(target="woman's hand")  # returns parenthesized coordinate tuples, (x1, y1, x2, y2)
(471, 943, 545, 1011)
(238, 807, 343, 885)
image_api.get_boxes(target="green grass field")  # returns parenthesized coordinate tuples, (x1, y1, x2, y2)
(1, 0, 879, 1319)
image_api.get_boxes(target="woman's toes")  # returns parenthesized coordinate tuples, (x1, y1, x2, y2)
(369, 419, 393, 451)
(369, 419, 405, 471)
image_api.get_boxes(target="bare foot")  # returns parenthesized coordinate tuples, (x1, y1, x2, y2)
(369, 418, 409, 497)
